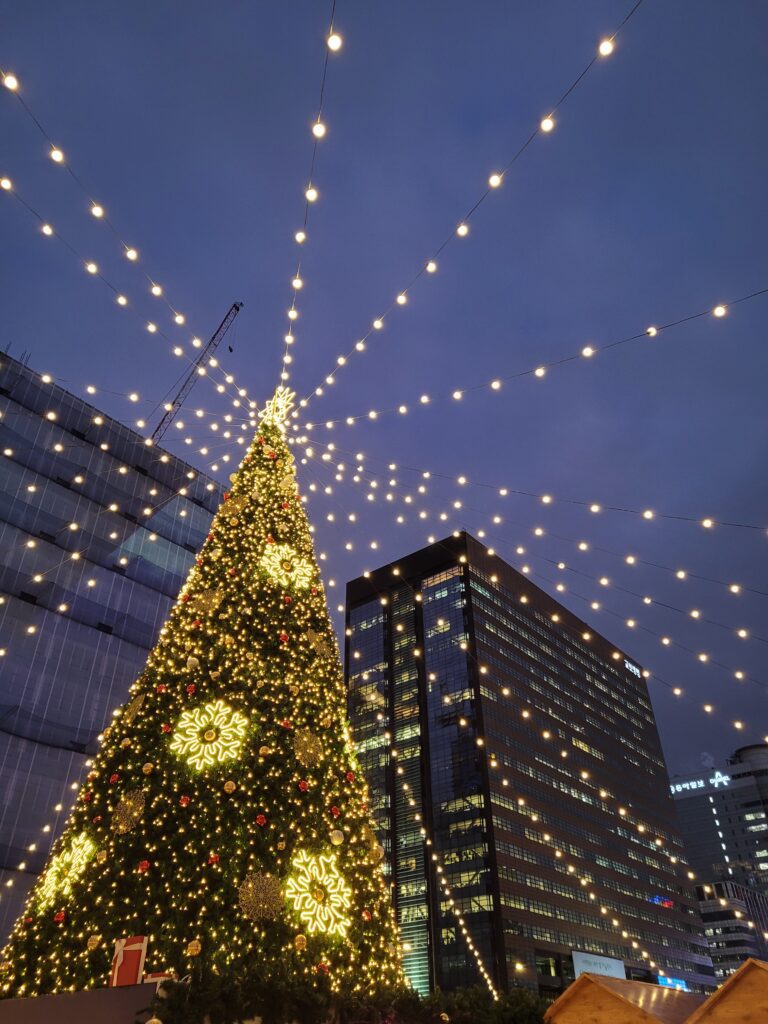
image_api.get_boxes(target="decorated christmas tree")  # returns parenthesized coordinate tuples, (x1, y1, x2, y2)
(0, 388, 405, 1021)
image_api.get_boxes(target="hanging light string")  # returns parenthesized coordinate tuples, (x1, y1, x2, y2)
(278, 1, 341, 387)
(0, 175, 260, 422)
(298, 451, 766, 694)
(2, 65, 188, 323)
(289, 432, 766, 603)
(335, 506, 707, 981)
(294, 0, 648, 411)
(305, 459, 708, 871)
(296, 287, 768, 433)
(328, 495, 768, 960)
(300, 459, 766, 744)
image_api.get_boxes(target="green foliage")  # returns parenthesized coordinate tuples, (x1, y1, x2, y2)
(141, 982, 545, 1024)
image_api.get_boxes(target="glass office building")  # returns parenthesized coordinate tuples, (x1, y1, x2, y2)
(345, 532, 714, 1000)
(0, 353, 221, 940)
(671, 745, 768, 976)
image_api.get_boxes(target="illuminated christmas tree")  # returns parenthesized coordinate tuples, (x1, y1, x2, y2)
(0, 388, 405, 1020)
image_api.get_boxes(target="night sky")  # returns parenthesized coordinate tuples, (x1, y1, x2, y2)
(1, 1, 766, 776)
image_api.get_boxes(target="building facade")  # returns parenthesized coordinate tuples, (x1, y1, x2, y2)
(695, 880, 768, 979)
(0, 353, 220, 939)
(671, 746, 768, 893)
(671, 745, 768, 976)
(345, 533, 713, 1000)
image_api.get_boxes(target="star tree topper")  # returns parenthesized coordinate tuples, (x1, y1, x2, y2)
(259, 386, 296, 430)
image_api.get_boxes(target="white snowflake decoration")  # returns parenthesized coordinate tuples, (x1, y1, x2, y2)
(169, 699, 249, 771)
(37, 832, 96, 909)
(259, 543, 314, 589)
(285, 849, 351, 936)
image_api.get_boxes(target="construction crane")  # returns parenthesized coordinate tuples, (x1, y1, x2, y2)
(151, 301, 243, 444)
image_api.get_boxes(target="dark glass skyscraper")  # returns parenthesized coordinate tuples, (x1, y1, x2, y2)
(0, 353, 220, 939)
(345, 532, 713, 1000)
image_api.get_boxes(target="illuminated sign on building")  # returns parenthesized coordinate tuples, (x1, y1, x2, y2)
(669, 771, 731, 795)
(572, 950, 625, 980)
(658, 976, 690, 991)
(624, 659, 642, 678)
(649, 895, 675, 909)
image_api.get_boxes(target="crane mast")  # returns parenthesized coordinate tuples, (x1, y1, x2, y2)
(151, 301, 243, 443)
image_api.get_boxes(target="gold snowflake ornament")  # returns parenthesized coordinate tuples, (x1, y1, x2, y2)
(37, 833, 96, 909)
(238, 872, 283, 921)
(111, 789, 146, 834)
(259, 542, 314, 590)
(294, 728, 324, 768)
(169, 699, 249, 771)
(285, 850, 352, 937)
(259, 386, 296, 428)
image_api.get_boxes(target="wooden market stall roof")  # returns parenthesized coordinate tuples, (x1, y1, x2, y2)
(684, 958, 768, 1023)
(544, 972, 706, 1024)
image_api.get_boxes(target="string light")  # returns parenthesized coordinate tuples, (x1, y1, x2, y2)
(296, 2, 648, 409)
(300, 285, 768, 434)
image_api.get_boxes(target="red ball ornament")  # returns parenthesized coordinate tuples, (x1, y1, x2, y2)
(24, 916, 33, 924)
(316, 961, 329, 975)
(361, 803, 369, 813)
(281, 502, 290, 510)
(311, 587, 318, 596)
(223, 491, 230, 501)
(256, 814, 267, 827)
(284, 595, 292, 605)
(330, 806, 341, 819)
(362, 909, 372, 922)
(186, 683, 196, 695)
(207, 532, 214, 540)
(138, 860, 150, 873)
(279, 633, 289, 643)
(298, 780, 309, 793)
(196, 558, 202, 566)
(92, 815, 103, 825)
(345, 771, 356, 783)
(179, 795, 191, 807)
(181, 594, 190, 603)
(192, 619, 202, 629)
(229, 568, 237, 577)
(156, 683, 167, 694)
(53, 911, 65, 923)
(161, 723, 172, 734)
(266, 535, 275, 545)
(257, 436, 264, 445)
(267, 450, 277, 460)
(109, 773, 120, 784)
(81, 791, 92, 803)
(208, 853, 220, 865)
(280, 719, 293, 730)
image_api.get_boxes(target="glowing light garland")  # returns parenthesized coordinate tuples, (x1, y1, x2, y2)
(296, 286, 768, 432)
(285, 849, 352, 936)
(295, 0, 648, 409)
(169, 700, 249, 770)
(36, 832, 95, 909)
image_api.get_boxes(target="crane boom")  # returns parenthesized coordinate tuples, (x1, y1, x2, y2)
(152, 301, 243, 443)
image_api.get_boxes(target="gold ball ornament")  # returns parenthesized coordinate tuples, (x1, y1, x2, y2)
(440, 1014, 450, 1022)
(186, 939, 202, 957)
(120, 737, 131, 749)
(277, 840, 286, 851)
(372, 844, 385, 862)
(203, 729, 217, 742)
(147, 1017, 163, 1024)
(186, 656, 200, 670)
(96, 850, 108, 864)
(223, 780, 236, 794)
(142, 762, 154, 775)
(330, 830, 344, 846)
(86, 934, 101, 952)
(259, 745, 271, 757)
(294, 934, 307, 951)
